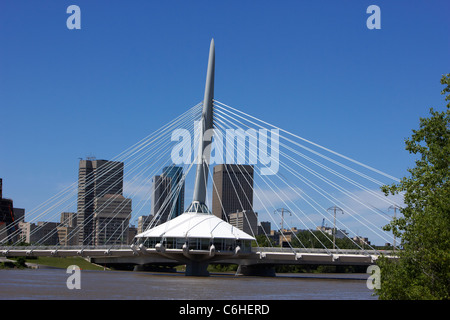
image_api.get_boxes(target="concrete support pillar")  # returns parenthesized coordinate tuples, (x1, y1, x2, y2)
(235, 264, 276, 277)
(185, 261, 210, 277)
(133, 264, 147, 272)
(133, 264, 177, 273)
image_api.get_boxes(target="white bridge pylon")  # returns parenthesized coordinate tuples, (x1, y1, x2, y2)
(135, 39, 257, 276)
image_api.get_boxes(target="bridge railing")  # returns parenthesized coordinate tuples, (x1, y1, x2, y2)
(252, 247, 396, 256)
(0, 244, 132, 251)
(1, 245, 396, 257)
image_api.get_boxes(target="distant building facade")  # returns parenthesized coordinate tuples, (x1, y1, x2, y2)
(76, 159, 132, 245)
(229, 210, 258, 237)
(0, 178, 19, 243)
(151, 175, 172, 225)
(316, 225, 348, 239)
(211, 164, 254, 221)
(258, 221, 271, 236)
(352, 235, 371, 247)
(19, 221, 59, 245)
(162, 166, 185, 219)
(93, 194, 132, 245)
(150, 166, 185, 225)
(57, 212, 78, 246)
(137, 215, 153, 234)
(128, 225, 137, 245)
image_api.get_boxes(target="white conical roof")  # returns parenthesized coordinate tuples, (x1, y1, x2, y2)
(135, 212, 255, 241)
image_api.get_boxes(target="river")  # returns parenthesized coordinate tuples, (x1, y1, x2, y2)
(0, 268, 377, 300)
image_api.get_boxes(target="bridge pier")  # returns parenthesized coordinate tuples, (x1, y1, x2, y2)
(185, 261, 210, 277)
(133, 264, 177, 273)
(235, 264, 276, 277)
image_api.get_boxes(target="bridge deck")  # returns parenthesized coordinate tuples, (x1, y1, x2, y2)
(1, 245, 396, 266)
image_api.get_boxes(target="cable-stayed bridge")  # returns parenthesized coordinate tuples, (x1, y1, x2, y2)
(1, 39, 400, 276)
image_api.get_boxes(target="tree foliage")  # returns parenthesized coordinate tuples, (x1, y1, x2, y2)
(291, 230, 361, 250)
(376, 74, 450, 300)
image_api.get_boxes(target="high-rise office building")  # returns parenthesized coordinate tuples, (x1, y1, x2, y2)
(162, 166, 184, 218)
(137, 215, 153, 233)
(128, 225, 137, 245)
(19, 221, 59, 245)
(76, 159, 126, 245)
(151, 175, 172, 225)
(93, 194, 132, 245)
(57, 212, 78, 246)
(13, 208, 25, 223)
(151, 166, 185, 225)
(211, 164, 254, 221)
(229, 210, 258, 237)
(258, 221, 271, 236)
(0, 178, 17, 243)
(61, 211, 77, 228)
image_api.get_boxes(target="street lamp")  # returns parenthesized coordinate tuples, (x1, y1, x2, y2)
(327, 206, 343, 250)
(388, 204, 401, 251)
(274, 208, 292, 231)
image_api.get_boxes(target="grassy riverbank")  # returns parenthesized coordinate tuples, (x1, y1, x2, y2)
(1, 257, 105, 270)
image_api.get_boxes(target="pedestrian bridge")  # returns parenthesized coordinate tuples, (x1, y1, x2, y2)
(1, 40, 402, 276)
(1, 244, 397, 276)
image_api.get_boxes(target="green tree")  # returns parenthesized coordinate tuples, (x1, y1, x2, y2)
(252, 234, 276, 247)
(376, 74, 450, 300)
(291, 230, 360, 250)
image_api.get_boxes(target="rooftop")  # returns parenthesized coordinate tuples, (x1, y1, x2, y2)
(135, 212, 255, 241)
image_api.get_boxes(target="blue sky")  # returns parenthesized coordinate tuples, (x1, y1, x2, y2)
(1, 0, 449, 226)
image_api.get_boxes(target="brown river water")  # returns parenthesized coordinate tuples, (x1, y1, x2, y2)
(0, 268, 377, 300)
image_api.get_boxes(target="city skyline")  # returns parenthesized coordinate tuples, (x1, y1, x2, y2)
(1, 1, 449, 246)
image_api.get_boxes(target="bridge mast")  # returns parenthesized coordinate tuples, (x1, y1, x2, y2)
(191, 38, 215, 211)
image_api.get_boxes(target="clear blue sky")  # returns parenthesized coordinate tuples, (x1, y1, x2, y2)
(1, 0, 449, 215)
